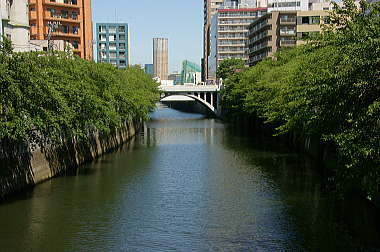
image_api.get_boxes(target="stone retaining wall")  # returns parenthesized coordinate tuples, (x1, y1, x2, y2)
(0, 119, 142, 199)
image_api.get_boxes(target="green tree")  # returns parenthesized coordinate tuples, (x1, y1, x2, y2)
(216, 58, 245, 80)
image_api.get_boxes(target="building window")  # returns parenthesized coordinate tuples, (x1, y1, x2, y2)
(109, 35, 116, 41)
(72, 41, 79, 49)
(61, 10, 68, 19)
(119, 34, 125, 41)
(119, 43, 125, 49)
(99, 26, 106, 33)
(73, 26, 79, 34)
(71, 11, 78, 20)
(311, 16, 320, 24)
(99, 51, 107, 59)
(99, 34, 106, 41)
(61, 25, 69, 33)
(301, 17, 308, 24)
(99, 43, 106, 49)
(118, 26, 125, 33)
(109, 26, 117, 33)
(109, 43, 117, 50)
(49, 8, 57, 17)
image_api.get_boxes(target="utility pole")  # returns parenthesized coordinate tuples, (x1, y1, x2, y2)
(47, 21, 60, 52)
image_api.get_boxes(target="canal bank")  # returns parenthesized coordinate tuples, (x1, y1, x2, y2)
(0, 107, 366, 250)
(0, 119, 142, 200)
(227, 114, 380, 248)
(0, 107, 378, 250)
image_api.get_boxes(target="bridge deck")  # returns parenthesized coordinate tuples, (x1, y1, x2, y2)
(159, 85, 219, 92)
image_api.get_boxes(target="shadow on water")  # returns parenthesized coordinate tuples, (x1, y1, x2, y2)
(224, 119, 380, 251)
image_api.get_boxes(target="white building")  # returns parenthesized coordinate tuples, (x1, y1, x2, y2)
(0, 0, 29, 52)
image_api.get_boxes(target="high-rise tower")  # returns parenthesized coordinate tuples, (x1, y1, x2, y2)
(153, 38, 168, 80)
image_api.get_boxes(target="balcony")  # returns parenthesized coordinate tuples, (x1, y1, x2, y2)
(280, 18, 296, 24)
(51, 31, 80, 38)
(280, 40, 296, 46)
(279, 30, 296, 36)
(44, 15, 81, 24)
(44, 0, 81, 8)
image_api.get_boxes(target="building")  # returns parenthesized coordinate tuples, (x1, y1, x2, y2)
(203, 0, 224, 81)
(168, 72, 182, 85)
(181, 60, 202, 84)
(208, 6, 267, 79)
(29, 39, 69, 52)
(96, 23, 130, 68)
(267, 0, 309, 12)
(247, 9, 329, 65)
(28, 0, 93, 60)
(153, 38, 168, 80)
(0, 0, 30, 52)
(144, 64, 154, 76)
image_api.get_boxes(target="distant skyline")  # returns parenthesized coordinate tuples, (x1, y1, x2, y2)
(92, 0, 203, 73)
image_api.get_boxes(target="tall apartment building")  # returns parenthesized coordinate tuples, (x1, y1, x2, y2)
(96, 23, 130, 68)
(28, 0, 93, 60)
(208, 7, 267, 79)
(203, 0, 224, 81)
(153, 38, 168, 80)
(0, 0, 30, 52)
(247, 9, 329, 65)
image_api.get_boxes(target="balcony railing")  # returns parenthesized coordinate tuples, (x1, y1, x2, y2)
(44, 0, 81, 8)
(280, 40, 296, 46)
(280, 18, 296, 23)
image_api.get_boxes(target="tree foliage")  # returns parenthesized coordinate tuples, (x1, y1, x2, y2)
(0, 47, 159, 148)
(216, 58, 246, 80)
(221, 0, 380, 196)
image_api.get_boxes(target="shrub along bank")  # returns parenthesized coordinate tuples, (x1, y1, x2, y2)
(0, 40, 159, 150)
(221, 0, 380, 197)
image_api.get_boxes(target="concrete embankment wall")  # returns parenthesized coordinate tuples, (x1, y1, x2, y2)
(0, 119, 142, 199)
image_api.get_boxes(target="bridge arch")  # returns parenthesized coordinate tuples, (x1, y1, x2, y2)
(160, 94, 217, 115)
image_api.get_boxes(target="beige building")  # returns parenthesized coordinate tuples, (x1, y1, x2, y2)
(208, 7, 267, 79)
(247, 9, 329, 65)
(153, 38, 168, 80)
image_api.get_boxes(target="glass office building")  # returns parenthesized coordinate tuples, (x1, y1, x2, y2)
(96, 23, 130, 68)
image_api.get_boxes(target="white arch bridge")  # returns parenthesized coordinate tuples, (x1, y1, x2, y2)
(159, 85, 221, 116)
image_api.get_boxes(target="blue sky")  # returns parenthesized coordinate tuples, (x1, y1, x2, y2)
(92, 0, 204, 73)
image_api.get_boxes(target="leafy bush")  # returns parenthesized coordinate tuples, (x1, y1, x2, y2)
(0, 48, 159, 148)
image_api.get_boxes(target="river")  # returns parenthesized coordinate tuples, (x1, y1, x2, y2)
(0, 106, 360, 251)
